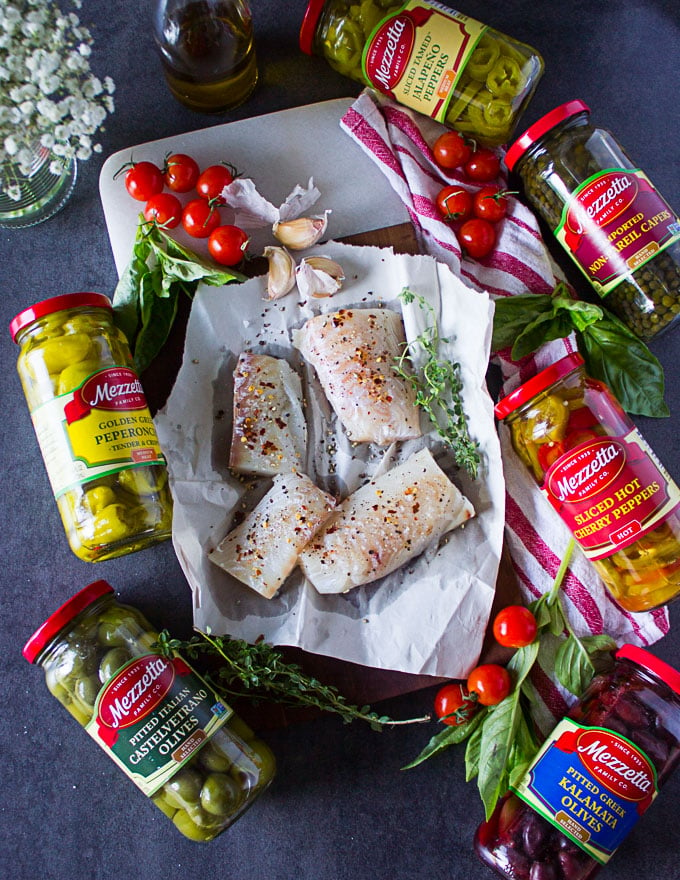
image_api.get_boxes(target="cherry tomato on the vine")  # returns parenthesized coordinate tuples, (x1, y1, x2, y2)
(467, 664, 512, 706)
(182, 198, 222, 238)
(120, 161, 164, 201)
(436, 185, 473, 222)
(432, 130, 472, 170)
(492, 605, 538, 649)
(164, 153, 200, 193)
(208, 224, 249, 266)
(464, 148, 501, 182)
(143, 192, 183, 228)
(196, 163, 237, 203)
(434, 682, 476, 726)
(459, 217, 496, 258)
(473, 185, 513, 223)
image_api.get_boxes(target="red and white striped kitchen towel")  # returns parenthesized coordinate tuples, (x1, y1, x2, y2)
(340, 90, 668, 716)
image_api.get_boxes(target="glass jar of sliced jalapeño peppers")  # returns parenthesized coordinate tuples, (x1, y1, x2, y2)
(23, 581, 276, 842)
(506, 101, 680, 341)
(495, 352, 680, 613)
(299, 0, 544, 146)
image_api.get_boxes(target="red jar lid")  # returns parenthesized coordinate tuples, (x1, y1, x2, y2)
(616, 644, 680, 696)
(505, 100, 591, 172)
(9, 292, 112, 343)
(299, 0, 326, 54)
(494, 352, 584, 420)
(23, 580, 114, 663)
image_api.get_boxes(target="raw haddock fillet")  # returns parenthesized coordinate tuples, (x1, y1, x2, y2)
(229, 352, 307, 476)
(209, 471, 336, 599)
(299, 447, 474, 594)
(292, 307, 422, 445)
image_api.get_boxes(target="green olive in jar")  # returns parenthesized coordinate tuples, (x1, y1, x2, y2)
(10, 293, 173, 562)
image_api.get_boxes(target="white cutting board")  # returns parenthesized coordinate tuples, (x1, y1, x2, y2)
(99, 97, 410, 275)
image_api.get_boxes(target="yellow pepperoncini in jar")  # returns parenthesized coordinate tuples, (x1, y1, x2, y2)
(23, 581, 276, 842)
(495, 352, 680, 613)
(299, 0, 544, 146)
(10, 292, 173, 562)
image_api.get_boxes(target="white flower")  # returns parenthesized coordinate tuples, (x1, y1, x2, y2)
(0, 0, 116, 197)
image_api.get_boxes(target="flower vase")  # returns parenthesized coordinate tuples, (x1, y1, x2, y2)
(0, 144, 77, 229)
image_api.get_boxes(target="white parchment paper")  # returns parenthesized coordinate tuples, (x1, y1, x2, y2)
(154, 241, 505, 677)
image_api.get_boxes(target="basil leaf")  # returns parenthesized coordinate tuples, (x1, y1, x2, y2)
(492, 293, 554, 352)
(464, 717, 484, 782)
(477, 695, 521, 819)
(134, 274, 179, 374)
(512, 311, 574, 360)
(578, 315, 669, 418)
(402, 709, 486, 769)
(554, 633, 599, 696)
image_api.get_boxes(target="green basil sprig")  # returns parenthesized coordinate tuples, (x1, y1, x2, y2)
(113, 217, 245, 374)
(491, 283, 669, 418)
(404, 539, 617, 820)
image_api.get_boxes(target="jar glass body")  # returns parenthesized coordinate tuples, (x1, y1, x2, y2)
(31, 588, 275, 842)
(513, 111, 680, 341)
(303, 0, 543, 146)
(474, 653, 680, 879)
(503, 359, 680, 612)
(152, 0, 258, 112)
(12, 297, 173, 562)
(0, 142, 77, 229)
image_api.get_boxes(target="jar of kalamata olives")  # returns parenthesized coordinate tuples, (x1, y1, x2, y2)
(495, 352, 680, 613)
(474, 644, 680, 879)
(23, 581, 276, 842)
(505, 101, 680, 341)
(299, 0, 543, 146)
(10, 292, 173, 562)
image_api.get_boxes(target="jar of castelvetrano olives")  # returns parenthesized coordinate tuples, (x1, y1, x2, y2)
(299, 0, 543, 146)
(495, 352, 680, 613)
(474, 645, 680, 880)
(10, 292, 173, 562)
(23, 581, 276, 842)
(506, 100, 680, 341)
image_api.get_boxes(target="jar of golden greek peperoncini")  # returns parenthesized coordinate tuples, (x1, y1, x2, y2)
(23, 581, 276, 841)
(10, 292, 173, 562)
(495, 352, 680, 613)
(299, 0, 544, 146)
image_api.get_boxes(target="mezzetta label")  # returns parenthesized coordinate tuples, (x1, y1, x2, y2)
(512, 719, 658, 864)
(86, 653, 232, 797)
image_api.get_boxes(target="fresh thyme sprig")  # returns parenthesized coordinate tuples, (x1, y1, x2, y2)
(395, 288, 481, 479)
(156, 629, 431, 731)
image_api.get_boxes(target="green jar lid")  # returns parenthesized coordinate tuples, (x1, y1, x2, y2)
(9, 292, 111, 343)
(494, 352, 584, 420)
(23, 580, 114, 663)
(505, 100, 590, 172)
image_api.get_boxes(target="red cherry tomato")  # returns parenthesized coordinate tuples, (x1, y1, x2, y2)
(143, 192, 183, 228)
(434, 682, 476, 726)
(464, 148, 501, 182)
(436, 185, 473, 222)
(467, 664, 512, 706)
(208, 224, 249, 266)
(459, 217, 496, 258)
(492, 606, 538, 649)
(164, 153, 200, 193)
(120, 161, 164, 201)
(196, 163, 237, 203)
(432, 130, 472, 170)
(182, 198, 222, 238)
(473, 185, 512, 223)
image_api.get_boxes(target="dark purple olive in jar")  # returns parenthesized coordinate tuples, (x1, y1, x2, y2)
(557, 847, 593, 879)
(500, 845, 533, 879)
(630, 727, 670, 772)
(522, 810, 550, 859)
(529, 862, 558, 880)
(612, 694, 651, 729)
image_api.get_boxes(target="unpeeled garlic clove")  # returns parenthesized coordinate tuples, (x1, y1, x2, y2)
(296, 256, 345, 299)
(272, 213, 328, 250)
(263, 246, 296, 300)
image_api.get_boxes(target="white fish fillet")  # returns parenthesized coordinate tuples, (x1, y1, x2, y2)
(292, 307, 422, 445)
(209, 472, 336, 599)
(299, 448, 474, 594)
(229, 352, 307, 476)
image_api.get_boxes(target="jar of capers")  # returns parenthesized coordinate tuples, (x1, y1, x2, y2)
(299, 0, 543, 146)
(23, 581, 276, 842)
(506, 100, 680, 341)
(10, 292, 173, 562)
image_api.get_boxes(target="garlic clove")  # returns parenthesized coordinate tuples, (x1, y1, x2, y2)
(263, 246, 297, 300)
(296, 256, 344, 299)
(272, 213, 329, 250)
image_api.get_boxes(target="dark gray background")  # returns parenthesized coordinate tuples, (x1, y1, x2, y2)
(2, 1, 680, 878)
